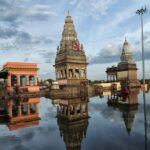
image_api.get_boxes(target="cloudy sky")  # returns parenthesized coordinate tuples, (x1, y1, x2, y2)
(0, 0, 150, 80)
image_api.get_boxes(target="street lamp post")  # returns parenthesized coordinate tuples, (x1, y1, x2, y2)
(136, 7, 147, 85)
(136, 7, 148, 150)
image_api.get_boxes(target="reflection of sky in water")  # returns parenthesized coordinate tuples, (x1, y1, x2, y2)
(0, 91, 149, 150)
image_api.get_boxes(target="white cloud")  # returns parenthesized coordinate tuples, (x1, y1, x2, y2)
(71, 0, 117, 19)
(0, 0, 150, 80)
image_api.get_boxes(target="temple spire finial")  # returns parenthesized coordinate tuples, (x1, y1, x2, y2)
(125, 37, 128, 43)
(67, 10, 70, 15)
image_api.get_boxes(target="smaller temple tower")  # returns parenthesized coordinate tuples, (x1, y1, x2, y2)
(54, 12, 88, 85)
(117, 38, 139, 86)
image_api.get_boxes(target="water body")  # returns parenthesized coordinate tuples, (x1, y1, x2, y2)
(0, 90, 149, 150)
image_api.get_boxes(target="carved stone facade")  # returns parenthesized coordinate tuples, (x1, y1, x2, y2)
(54, 13, 88, 85)
(117, 39, 138, 84)
(106, 39, 139, 86)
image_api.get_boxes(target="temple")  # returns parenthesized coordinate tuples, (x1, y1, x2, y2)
(0, 62, 39, 92)
(106, 39, 139, 87)
(54, 12, 88, 85)
(107, 88, 139, 106)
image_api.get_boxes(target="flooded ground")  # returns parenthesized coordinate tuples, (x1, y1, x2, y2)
(0, 90, 149, 150)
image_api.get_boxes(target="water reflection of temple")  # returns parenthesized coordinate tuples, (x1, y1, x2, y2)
(0, 97, 40, 130)
(107, 89, 139, 135)
(120, 106, 137, 135)
(56, 97, 89, 150)
(107, 88, 139, 106)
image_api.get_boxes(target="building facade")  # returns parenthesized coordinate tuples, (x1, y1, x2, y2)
(106, 39, 139, 86)
(54, 13, 88, 85)
(117, 38, 137, 83)
(0, 62, 39, 92)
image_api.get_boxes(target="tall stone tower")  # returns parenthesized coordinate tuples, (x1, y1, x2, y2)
(117, 38, 138, 86)
(54, 12, 88, 85)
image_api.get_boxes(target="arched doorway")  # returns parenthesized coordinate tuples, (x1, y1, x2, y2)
(29, 75, 35, 86)
(11, 75, 17, 86)
(20, 75, 26, 86)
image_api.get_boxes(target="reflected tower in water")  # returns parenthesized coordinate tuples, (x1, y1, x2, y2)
(56, 97, 89, 150)
(120, 105, 138, 135)
(107, 88, 139, 135)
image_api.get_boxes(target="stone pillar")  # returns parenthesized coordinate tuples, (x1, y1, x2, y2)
(73, 69, 76, 78)
(7, 74, 11, 87)
(35, 103, 38, 113)
(68, 69, 70, 78)
(62, 70, 65, 78)
(34, 75, 38, 86)
(74, 107, 77, 115)
(27, 104, 30, 115)
(26, 75, 29, 86)
(113, 75, 115, 81)
(18, 105, 22, 116)
(8, 105, 13, 118)
(66, 69, 68, 78)
(17, 75, 20, 86)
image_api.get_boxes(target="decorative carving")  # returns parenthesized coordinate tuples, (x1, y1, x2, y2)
(54, 13, 87, 85)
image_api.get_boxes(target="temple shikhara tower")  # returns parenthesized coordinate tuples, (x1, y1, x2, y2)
(54, 12, 88, 85)
(106, 38, 139, 87)
(117, 38, 137, 83)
